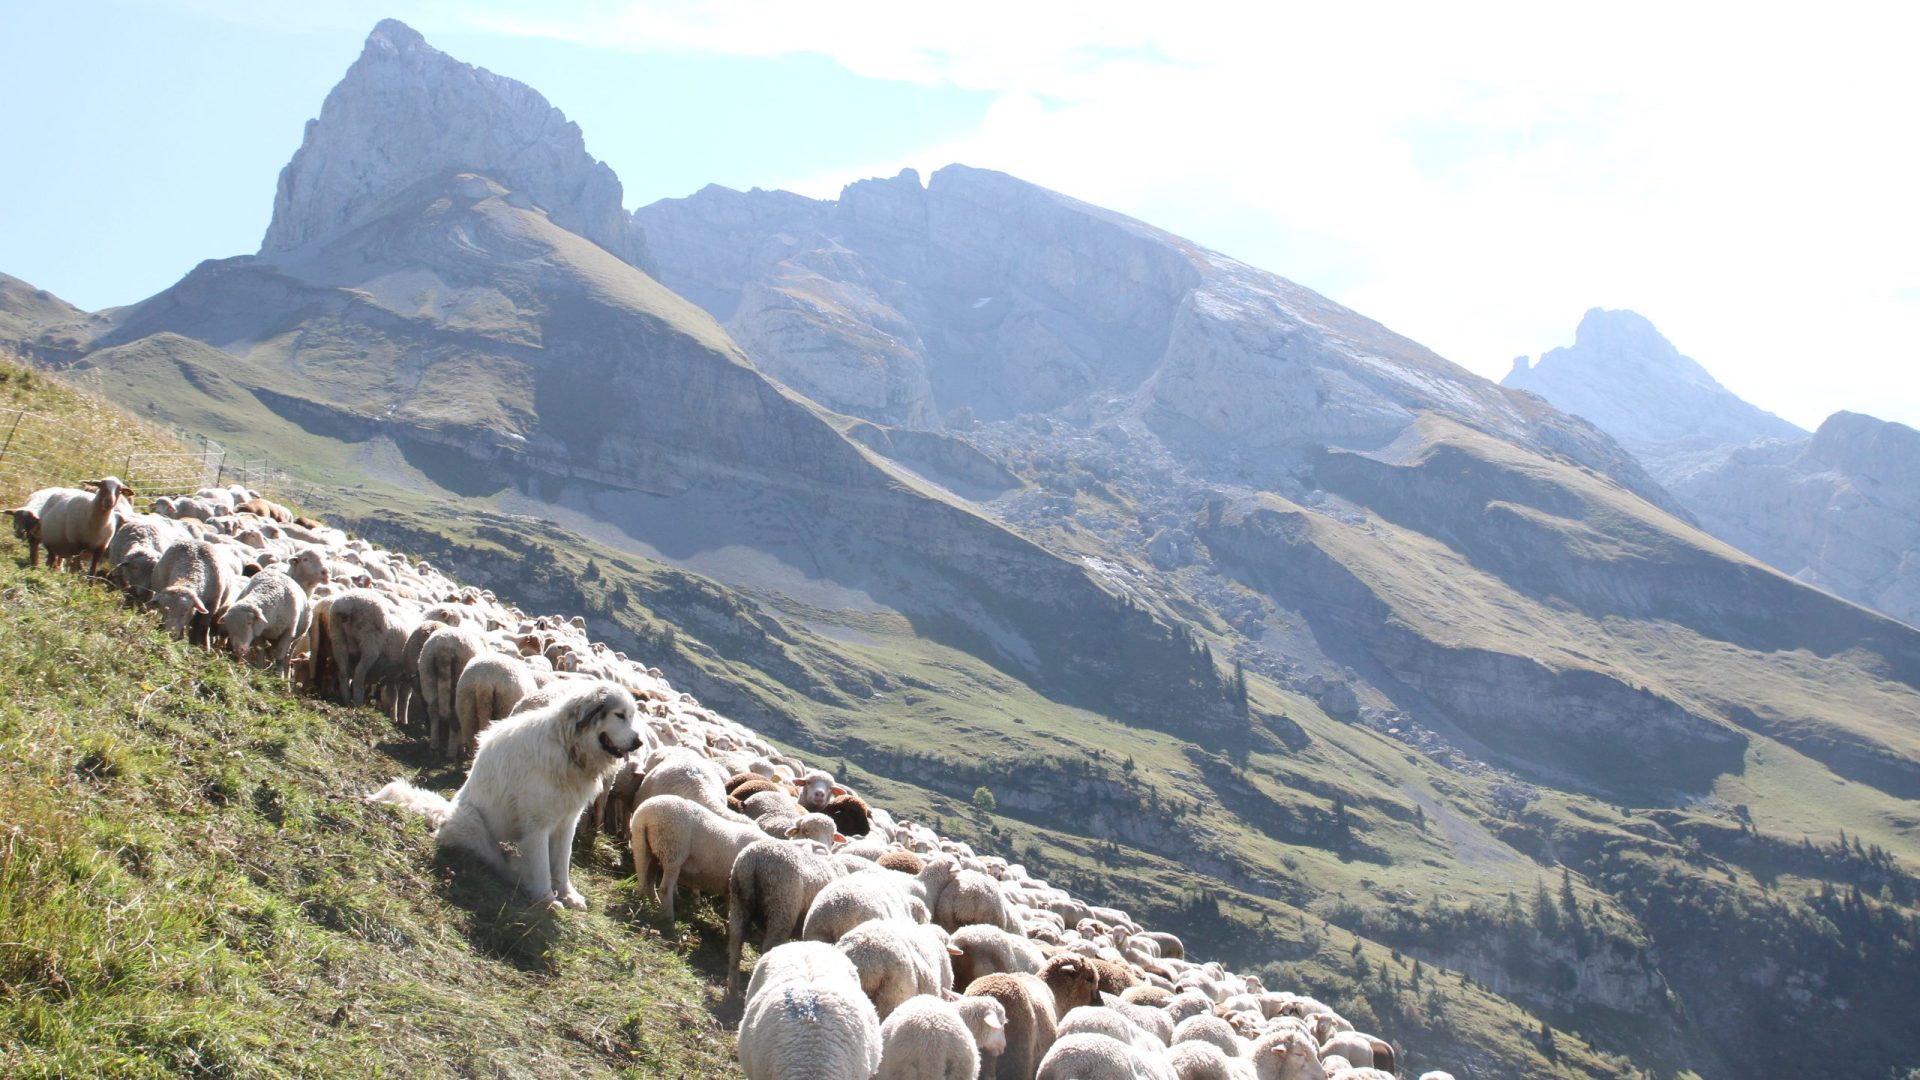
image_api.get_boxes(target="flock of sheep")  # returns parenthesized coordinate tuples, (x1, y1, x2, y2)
(8, 475, 1454, 1080)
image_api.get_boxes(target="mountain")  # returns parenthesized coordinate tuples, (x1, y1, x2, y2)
(1506, 310, 1920, 628)
(261, 19, 646, 268)
(1503, 307, 1806, 481)
(16, 21, 1920, 1079)
(1668, 410, 1920, 627)
(636, 172, 1678, 515)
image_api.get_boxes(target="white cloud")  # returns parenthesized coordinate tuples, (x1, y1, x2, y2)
(467, 0, 1920, 429)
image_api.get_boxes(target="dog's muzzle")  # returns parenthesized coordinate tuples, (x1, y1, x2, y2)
(598, 731, 642, 757)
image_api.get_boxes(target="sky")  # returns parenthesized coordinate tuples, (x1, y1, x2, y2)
(3, 0, 1917, 431)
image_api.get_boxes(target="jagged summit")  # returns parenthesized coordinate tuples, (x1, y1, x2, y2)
(260, 19, 643, 265)
(1503, 307, 1805, 479)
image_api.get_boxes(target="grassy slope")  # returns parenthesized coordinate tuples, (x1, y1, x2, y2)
(0, 356, 738, 1079)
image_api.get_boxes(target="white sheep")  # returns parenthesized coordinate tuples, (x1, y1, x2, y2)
(1319, 1031, 1393, 1074)
(744, 941, 862, 1006)
(637, 746, 737, 819)
(1172, 1013, 1244, 1059)
(1058, 1005, 1166, 1055)
(220, 567, 310, 676)
(726, 828, 850, 996)
(149, 539, 246, 647)
(17, 477, 131, 573)
(627, 793, 766, 931)
(105, 514, 180, 602)
(802, 868, 931, 944)
(1037, 1031, 1178, 1080)
(1164, 1040, 1246, 1080)
(737, 973, 883, 1080)
(793, 767, 847, 811)
(877, 994, 999, 1080)
(418, 625, 485, 755)
(836, 918, 956, 1019)
(323, 588, 420, 707)
(949, 923, 1044, 988)
(454, 652, 539, 756)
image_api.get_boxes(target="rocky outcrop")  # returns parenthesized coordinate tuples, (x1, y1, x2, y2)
(261, 19, 643, 266)
(1671, 411, 1920, 628)
(1503, 308, 1805, 482)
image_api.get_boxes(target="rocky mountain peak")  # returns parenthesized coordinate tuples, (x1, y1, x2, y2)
(1807, 409, 1920, 478)
(260, 19, 641, 265)
(1504, 307, 1805, 480)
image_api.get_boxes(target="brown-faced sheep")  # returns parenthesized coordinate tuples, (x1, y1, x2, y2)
(964, 956, 1099, 1080)
(823, 791, 873, 837)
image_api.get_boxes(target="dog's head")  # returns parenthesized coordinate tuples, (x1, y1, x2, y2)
(569, 683, 645, 762)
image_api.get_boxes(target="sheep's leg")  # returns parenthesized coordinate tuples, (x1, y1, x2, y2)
(88, 550, 101, 576)
(350, 652, 379, 708)
(549, 816, 585, 910)
(630, 822, 655, 905)
(726, 882, 751, 996)
(658, 860, 681, 930)
(271, 634, 294, 678)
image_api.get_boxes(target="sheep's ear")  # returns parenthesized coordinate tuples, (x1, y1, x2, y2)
(832, 833, 847, 844)
(947, 944, 964, 956)
(984, 1011, 1004, 1029)
(831, 784, 848, 796)
(191, 595, 209, 614)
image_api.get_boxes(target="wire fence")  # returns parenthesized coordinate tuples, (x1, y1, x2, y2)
(0, 407, 320, 510)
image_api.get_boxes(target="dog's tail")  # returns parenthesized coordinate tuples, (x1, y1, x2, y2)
(368, 778, 454, 829)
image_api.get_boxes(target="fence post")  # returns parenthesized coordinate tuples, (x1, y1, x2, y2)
(0, 409, 23, 469)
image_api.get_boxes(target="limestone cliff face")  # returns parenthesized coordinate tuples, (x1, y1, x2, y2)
(1671, 411, 1920, 628)
(261, 20, 643, 267)
(1503, 308, 1805, 482)
(635, 167, 1677, 515)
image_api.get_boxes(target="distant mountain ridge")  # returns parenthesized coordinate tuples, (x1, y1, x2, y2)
(1506, 309, 1920, 627)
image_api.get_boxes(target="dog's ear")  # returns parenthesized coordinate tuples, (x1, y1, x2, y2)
(574, 694, 608, 732)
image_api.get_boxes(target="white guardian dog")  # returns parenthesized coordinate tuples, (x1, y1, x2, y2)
(370, 680, 646, 908)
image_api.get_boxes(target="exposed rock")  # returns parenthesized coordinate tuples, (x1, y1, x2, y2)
(261, 19, 643, 266)
(1503, 307, 1805, 482)
(1671, 411, 1920, 627)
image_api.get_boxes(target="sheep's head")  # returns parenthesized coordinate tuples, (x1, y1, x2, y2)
(793, 768, 845, 811)
(1041, 956, 1099, 1015)
(153, 586, 208, 636)
(783, 814, 843, 847)
(223, 606, 269, 660)
(956, 995, 1009, 1058)
(1252, 1029, 1327, 1080)
(8, 508, 40, 541)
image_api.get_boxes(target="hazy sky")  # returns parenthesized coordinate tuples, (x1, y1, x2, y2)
(4, 0, 1916, 430)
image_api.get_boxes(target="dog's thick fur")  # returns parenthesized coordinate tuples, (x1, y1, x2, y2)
(369, 681, 644, 908)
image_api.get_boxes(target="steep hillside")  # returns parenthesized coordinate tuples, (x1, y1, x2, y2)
(0, 365, 736, 1079)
